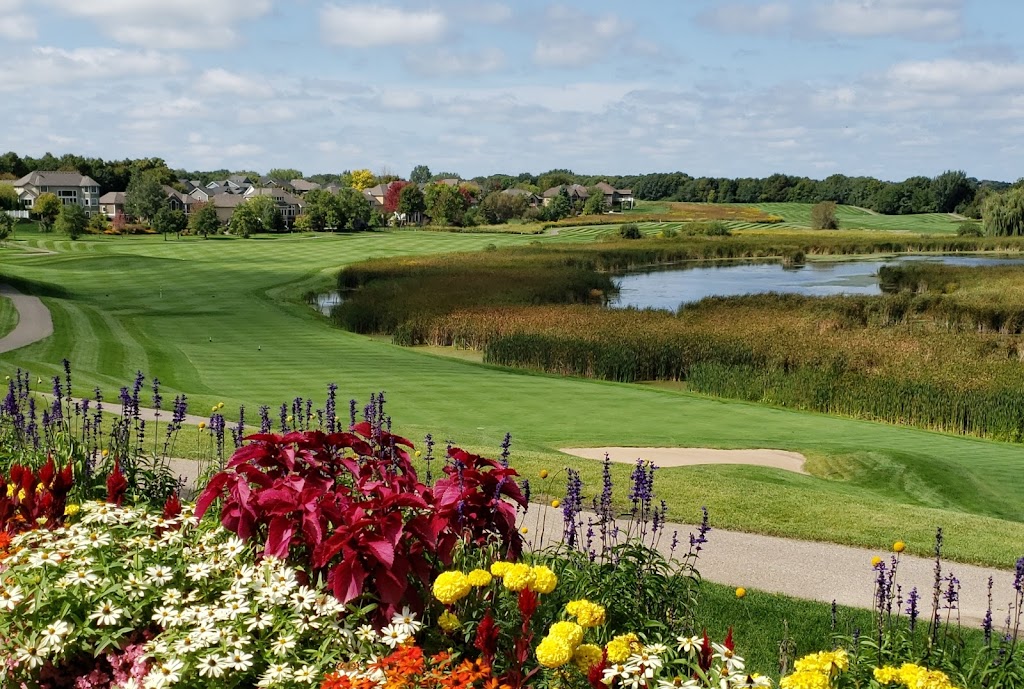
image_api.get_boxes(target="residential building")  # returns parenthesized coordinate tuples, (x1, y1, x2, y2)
(98, 191, 125, 219)
(541, 184, 589, 206)
(244, 187, 305, 224)
(13, 170, 102, 215)
(210, 194, 247, 224)
(163, 186, 195, 215)
(501, 188, 542, 207)
(594, 181, 635, 210)
(290, 179, 320, 194)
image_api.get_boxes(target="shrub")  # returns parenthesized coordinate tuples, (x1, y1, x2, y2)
(618, 223, 642, 239)
(811, 201, 840, 230)
(957, 221, 983, 237)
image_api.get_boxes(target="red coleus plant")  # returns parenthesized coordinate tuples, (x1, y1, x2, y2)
(195, 422, 526, 619)
(0, 457, 74, 534)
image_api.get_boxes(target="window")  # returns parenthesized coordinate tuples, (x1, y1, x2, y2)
(58, 190, 77, 198)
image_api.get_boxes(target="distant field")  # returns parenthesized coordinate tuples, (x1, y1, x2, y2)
(754, 203, 961, 233)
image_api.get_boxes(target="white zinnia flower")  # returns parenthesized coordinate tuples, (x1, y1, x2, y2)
(146, 565, 173, 585)
(40, 620, 72, 648)
(197, 654, 228, 678)
(355, 624, 377, 642)
(226, 649, 254, 671)
(293, 665, 319, 684)
(15, 644, 47, 669)
(0, 584, 26, 611)
(677, 635, 703, 654)
(89, 600, 124, 626)
(390, 606, 423, 637)
(271, 634, 297, 657)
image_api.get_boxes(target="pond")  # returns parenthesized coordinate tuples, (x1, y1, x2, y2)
(313, 292, 344, 315)
(608, 255, 1024, 311)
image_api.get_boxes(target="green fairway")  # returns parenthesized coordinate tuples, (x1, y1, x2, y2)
(0, 294, 17, 339)
(2, 230, 1024, 567)
(755, 203, 961, 233)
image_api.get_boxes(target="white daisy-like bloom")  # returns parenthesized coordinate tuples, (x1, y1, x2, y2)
(197, 653, 228, 679)
(121, 677, 142, 689)
(658, 679, 701, 689)
(603, 664, 631, 684)
(63, 568, 101, 587)
(677, 635, 704, 654)
(315, 594, 346, 617)
(85, 530, 112, 548)
(146, 565, 174, 585)
(80, 502, 117, 525)
(152, 606, 177, 627)
(261, 633, 293, 659)
(162, 589, 184, 606)
(15, 644, 48, 669)
(145, 657, 184, 688)
(123, 572, 149, 599)
(0, 584, 26, 611)
(232, 565, 256, 586)
(40, 620, 72, 648)
(293, 613, 319, 633)
(28, 550, 62, 567)
(186, 562, 213, 581)
(712, 643, 745, 673)
(355, 624, 377, 642)
(245, 612, 275, 632)
(625, 651, 663, 675)
(292, 665, 318, 684)
(159, 530, 184, 546)
(291, 586, 317, 612)
(730, 675, 772, 688)
(214, 599, 247, 621)
(646, 643, 669, 655)
(390, 606, 423, 637)
(220, 536, 247, 558)
(378, 623, 409, 649)
(226, 649, 255, 671)
(89, 600, 125, 626)
(221, 586, 248, 604)
(223, 632, 252, 649)
(257, 663, 293, 687)
(174, 635, 203, 655)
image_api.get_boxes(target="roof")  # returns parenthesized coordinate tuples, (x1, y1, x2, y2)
(99, 191, 125, 204)
(364, 184, 389, 197)
(542, 184, 589, 198)
(162, 186, 194, 205)
(595, 181, 633, 195)
(211, 194, 248, 208)
(247, 187, 304, 205)
(14, 170, 100, 188)
(502, 188, 536, 197)
(290, 179, 320, 192)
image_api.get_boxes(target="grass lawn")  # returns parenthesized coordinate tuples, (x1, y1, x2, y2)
(754, 203, 962, 234)
(0, 294, 17, 339)
(2, 228, 1024, 567)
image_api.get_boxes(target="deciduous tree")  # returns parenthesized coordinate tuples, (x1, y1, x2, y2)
(267, 168, 303, 181)
(349, 169, 375, 191)
(32, 193, 61, 232)
(424, 183, 468, 226)
(983, 186, 1024, 236)
(54, 203, 87, 239)
(383, 181, 410, 214)
(125, 170, 166, 222)
(230, 202, 260, 238)
(152, 207, 187, 239)
(398, 184, 426, 220)
(583, 190, 606, 215)
(0, 184, 18, 211)
(0, 213, 13, 242)
(338, 187, 371, 231)
(480, 191, 527, 224)
(87, 211, 109, 235)
(409, 165, 431, 184)
(810, 201, 839, 230)
(188, 202, 220, 238)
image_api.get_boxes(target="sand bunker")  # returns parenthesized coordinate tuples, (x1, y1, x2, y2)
(560, 447, 808, 474)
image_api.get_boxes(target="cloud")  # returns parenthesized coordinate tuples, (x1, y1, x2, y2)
(813, 0, 963, 40)
(196, 69, 274, 99)
(404, 47, 506, 77)
(0, 0, 36, 40)
(320, 4, 447, 47)
(696, 2, 792, 35)
(238, 104, 297, 125)
(0, 47, 184, 91)
(886, 59, 1024, 94)
(42, 0, 272, 49)
(533, 6, 631, 67)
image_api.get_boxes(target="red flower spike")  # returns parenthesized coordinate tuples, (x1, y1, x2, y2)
(474, 610, 500, 666)
(106, 460, 128, 506)
(725, 627, 734, 652)
(698, 629, 713, 672)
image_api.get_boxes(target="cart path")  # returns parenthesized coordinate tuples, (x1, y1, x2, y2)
(0, 284, 53, 353)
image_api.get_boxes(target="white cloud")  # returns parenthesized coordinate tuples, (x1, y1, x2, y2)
(696, 2, 792, 34)
(320, 4, 447, 47)
(405, 47, 506, 77)
(127, 97, 206, 120)
(886, 59, 1024, 94)
(238, 104, 297, 125)
(0, 47, 184, 91)
(196, 69, 274, 99)
(533, 7, 629, 67)
(43, 0, 272, 49)
(813, 0, 963, 40)
(0, 0, 36, 40)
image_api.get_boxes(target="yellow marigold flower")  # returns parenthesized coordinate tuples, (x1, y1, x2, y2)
(893, 541, 906, 553)
(550, 499, 560, 508)
(198, 422, 207, 430)
(566, 599, 606, 628)
(873, 667, 902, 685)
(414, 450, 422, 458)
(573, 644, 603, 672)
(794, 649, 849, 675)
(539, 469, 549, 479)
(64, 504, 80, 517)
(467, 569, 492, 587)
(520, 527, 529, 534)
(432, 571, 472, 605)
(605, 633, 639, 664)
(490, 561, 513, 578)
(211, 405, 218, 413)
(536, 635, 573, 668)
(548, 621, 584, 649)
(780, 670, 831, 689)
(438, 610, 461, 633)
(871, 556, 883, 567)
(102, 448, 109, 458)
(735, 587, 747, 598)
(529, 565, 557, 594)
(502, 563, 535, 592)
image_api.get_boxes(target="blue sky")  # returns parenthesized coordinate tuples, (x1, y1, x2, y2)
(1, 0, 1022, 181)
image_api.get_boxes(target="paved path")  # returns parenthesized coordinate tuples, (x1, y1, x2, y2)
(0, 284, 53, 353)
(3, 282, 1017, 625)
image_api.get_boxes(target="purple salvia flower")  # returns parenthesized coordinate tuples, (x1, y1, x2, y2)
(906, 587, 920, 632)
(62, 359, 72, 399)
(519, 478, 530, 505)
(349, 398, 357, 427)
(562, 468, 583, 548)
(983, 577, 994, 644)
(325, 383, 337, 433)
(279, 403, 289, 432)
(500, 432, 512, 467)
(259, 405, 271, 433)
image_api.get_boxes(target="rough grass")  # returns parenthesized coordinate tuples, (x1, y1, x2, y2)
(3, 230, 1024, 566)
(0, 295, 17, 339)
(754, 203, 961, 234)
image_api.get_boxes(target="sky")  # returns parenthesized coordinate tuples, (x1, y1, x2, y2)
(0, 0, 1022, 182)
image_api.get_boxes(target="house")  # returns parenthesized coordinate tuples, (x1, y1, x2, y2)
(210, 194, 247, 224)
(541, 184, 589, 206)
(362, 189, 383, 210)
(205, 177, 252, 195)
(13, 170, 102, 215)
(290, 179, 320, 194)
(594, 181, 635, 210)
(501, 188, 541, 207)
(188, 187, 211, 203)
(364, 183, 389, 208)
(99, 191, 126, 219)
(243, 187, 305, 225)
(163, 186, 195, 215)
